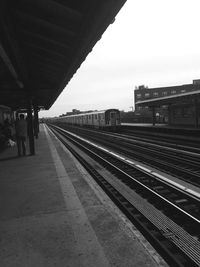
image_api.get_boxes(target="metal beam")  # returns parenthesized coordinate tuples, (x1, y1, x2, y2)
(19, 29, 71, 51)
(31, 68, 61, 80)
(17, 0, 82, 23)
(33, 103, 39, 139)
(194, 98, 199, 128)
(30, 61, 64, 73)
(152, 107, 156, 126)
(0, 4, 28, 88)
(27, 99, 35, 155)
(15, 10, 77, 39)
(0, 43, 24, 88)
(27, 51, 67, 68)
(22, 41, 70, 61)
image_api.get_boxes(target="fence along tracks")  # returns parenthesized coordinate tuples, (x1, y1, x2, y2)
(48, 124, 200, 267)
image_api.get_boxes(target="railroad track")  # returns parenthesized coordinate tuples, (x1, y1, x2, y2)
(120, 127, 200, 149)
(55, 124, 200, 187)
(114, 130, 200, 154)
(48, 124, 200, 267)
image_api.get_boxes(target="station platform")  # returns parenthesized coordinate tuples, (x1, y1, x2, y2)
(0, 124, 167, 267)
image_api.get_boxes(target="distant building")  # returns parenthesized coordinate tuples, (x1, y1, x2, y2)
(72, 109, 81, 114)
(134, 80, 200, 127)
(134, 84, 171, 123)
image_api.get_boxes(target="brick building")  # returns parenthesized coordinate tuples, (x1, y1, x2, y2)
(134, 81, 200, 127)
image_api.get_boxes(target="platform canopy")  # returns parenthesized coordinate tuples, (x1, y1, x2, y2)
(0, 0, 126, 111)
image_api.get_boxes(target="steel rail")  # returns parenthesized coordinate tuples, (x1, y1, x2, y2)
(56, 125, 200, 187)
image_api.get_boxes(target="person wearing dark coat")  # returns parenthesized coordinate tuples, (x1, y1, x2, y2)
(15, 114, 27, 156)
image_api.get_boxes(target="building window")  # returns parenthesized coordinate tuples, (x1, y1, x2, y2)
(136, 94, 141, 99)
(183, 106, 193, 117)
(145, 93, 150, 97)
(173, 108, 182, 117)
(162, 105, 168, 109)
(171, 90, 176, 94)
(181, 89, 186, 93)
(153, 92, 158, 97)
(145, 106, 149, 109)
(162, 91, 167, 96)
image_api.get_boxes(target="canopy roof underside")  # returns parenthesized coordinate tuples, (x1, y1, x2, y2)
(0, 0, 126, 110)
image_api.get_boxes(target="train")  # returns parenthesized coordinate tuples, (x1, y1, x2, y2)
(49, 109, 121, 131)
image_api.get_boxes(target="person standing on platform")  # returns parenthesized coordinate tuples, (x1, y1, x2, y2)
(15, 114, 27, 156)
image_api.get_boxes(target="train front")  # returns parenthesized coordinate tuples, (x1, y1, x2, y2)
(105, 109, 121, 131)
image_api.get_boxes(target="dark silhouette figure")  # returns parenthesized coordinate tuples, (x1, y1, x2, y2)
(15, 114, 27, 156)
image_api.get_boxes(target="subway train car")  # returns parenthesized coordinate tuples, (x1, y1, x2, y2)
(52, 109, 121, 131)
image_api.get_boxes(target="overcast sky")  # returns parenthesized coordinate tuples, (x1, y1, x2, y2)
(40, 0, 200, 118)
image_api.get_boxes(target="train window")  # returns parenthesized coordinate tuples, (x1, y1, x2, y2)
(95, 115, 97, 119)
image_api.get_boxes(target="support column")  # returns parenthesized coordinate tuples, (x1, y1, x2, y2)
(194, 98, 199, 128)
(152, 106, 156, 126)
(168, 104, 171, 125)
(27, 100, 35, 155)
(33, 104, 39, 139)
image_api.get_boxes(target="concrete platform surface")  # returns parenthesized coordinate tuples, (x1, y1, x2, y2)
(0, 124, 167, 267)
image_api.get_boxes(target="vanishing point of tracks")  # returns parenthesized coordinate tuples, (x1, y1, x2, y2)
(48, 124, 200, 267)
